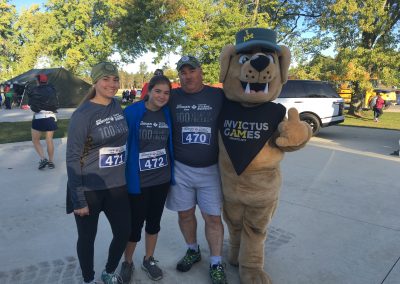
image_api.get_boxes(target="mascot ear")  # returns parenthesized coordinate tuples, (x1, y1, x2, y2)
(219, 45, 236, 83)
(279, 45, 291, 84)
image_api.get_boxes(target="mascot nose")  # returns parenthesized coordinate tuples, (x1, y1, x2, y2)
(250, 55, 270, 72)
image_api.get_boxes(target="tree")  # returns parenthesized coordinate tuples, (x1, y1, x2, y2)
(113, 0, 325, 83)
(0, 0, 17, 80)
(169, 0, 298, 82)
(41, 0, 123, 75)
(113, 0, 183, 63)
(11, 5, 55, 76)
(308, 0, 400, 113)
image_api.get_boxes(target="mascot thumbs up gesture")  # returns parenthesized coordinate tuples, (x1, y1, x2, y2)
(218, 28, 312, 284)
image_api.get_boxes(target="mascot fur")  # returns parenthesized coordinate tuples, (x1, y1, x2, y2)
(218, 28, 312, 284)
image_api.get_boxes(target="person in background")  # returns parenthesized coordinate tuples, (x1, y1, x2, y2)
(140, 69, 164, 100)
(66, 62, 130, 284)
(165, 55, 227, 284)
(373, 93, 385, 122)
(4, 83, 13, 109)
(28, 74, 59, 169)
(129, 88, 136, 102)
(0, 83, 4, 107)
(120, 75, 174, 283)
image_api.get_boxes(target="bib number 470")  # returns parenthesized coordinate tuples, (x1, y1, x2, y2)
(181, 127, 211, 145)
(185, 133, 208, 144)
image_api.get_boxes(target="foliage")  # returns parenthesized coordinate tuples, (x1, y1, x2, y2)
(113, 0, 183, 63)
(173, 0, 325, 83)
(42, 0, 123, 75)
(304, 0, 400, 87)
(11, 6, 54, 76)
(0, 0, 17, 80)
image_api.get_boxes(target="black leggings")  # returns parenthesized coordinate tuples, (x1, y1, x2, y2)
(129, 182, 170, 242)
(373, 107, 383, 119)
(74, 186, 131, 283)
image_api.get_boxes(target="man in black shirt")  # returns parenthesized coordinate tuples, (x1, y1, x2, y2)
(166, 56, 227, 283)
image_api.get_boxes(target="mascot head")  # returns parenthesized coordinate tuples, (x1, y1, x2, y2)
(220, 28, 291, 104)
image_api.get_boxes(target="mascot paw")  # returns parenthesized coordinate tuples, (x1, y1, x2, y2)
(276, 108, 312, 148)
(228, 246, 239, 267)
(239, 266, 272, 284)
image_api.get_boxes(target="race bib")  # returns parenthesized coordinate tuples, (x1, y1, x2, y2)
(99, 145, 126, 168)
(181, 126, 211, 145)
(139, 148, 168, 171)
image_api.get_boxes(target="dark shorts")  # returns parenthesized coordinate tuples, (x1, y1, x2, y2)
(32, 117, 58, 132)
(128, 182, 170, 242)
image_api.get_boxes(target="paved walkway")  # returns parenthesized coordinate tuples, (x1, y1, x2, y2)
(0, 108, 75, 122)
(0, 122, 399, 283)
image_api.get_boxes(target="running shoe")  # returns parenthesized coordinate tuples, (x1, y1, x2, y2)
(209, 263, 227, 284)
(47, 161, 55, 169)
(142, 256, 163, 281)
(119, 261, 134, 283)
(101, 270, 123, 284)
(38, 158, 48, 170)
(176, 246, 201, 272)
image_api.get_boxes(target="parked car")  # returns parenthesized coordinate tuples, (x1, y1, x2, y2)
(274, 80, 345, 136)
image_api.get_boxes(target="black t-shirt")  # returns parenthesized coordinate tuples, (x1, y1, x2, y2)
(28, 84, 59, 113)
(139, 109, 171, 187)
(169, 86, 224, 167)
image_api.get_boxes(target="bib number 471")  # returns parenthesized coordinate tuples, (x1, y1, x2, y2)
(104, 154, 124, 167)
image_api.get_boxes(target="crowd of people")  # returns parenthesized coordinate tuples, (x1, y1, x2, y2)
(0, 82, 25, 109)
(66, 58, 228, 284)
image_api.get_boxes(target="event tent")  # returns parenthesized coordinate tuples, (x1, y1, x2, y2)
(7, 68, 91, 108)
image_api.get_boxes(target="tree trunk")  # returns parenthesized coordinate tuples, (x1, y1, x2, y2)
(347, 81, 364, 116)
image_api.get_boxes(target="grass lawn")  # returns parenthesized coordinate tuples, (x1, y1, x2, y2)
(0, 109, 399, 144)
(0, 119, 70, 144)
(341, 109, 400, 130)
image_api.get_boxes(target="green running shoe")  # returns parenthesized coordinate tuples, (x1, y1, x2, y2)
(176, 246, 201, 272)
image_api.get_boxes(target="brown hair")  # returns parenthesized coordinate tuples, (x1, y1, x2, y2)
(78, 86, 96, 106)
(148, 75, 171, 93)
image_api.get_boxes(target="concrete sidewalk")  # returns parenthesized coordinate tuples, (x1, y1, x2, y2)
(0, 126, 399, 284)
(0, 108, 75, 122)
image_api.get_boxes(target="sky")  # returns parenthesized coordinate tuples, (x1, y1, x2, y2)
(9, 0, 180, 73)
(10, 0, 40, 11)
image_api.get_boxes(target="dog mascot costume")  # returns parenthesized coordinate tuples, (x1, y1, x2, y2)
(218, 28, 312, 284)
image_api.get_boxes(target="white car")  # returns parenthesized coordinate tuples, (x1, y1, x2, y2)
(274, 80, 345, 135)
